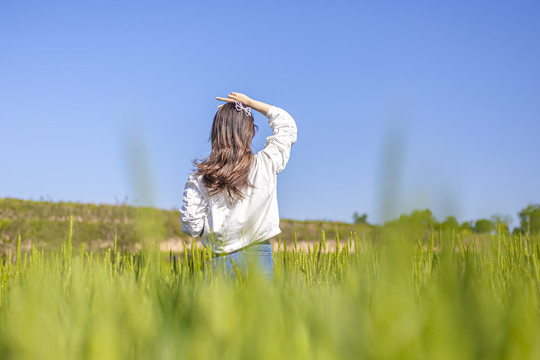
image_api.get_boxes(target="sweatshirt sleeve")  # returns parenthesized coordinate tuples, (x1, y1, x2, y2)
(258, 106, 298, 174)
(179, 174, 208, 237)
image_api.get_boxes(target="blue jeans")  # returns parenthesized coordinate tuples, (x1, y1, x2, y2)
(212, 240, 274, 281)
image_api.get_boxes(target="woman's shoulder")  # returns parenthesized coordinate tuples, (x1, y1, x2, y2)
(185, 172, 207, 193)
(186, 171, 202, 183)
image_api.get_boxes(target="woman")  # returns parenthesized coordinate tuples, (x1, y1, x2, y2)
(180, 92, 297, 280)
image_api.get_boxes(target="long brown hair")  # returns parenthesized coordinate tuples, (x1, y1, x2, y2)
(195, 102, 258, 203)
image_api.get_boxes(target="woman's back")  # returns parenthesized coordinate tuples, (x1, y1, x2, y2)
(180, 99, 297, 254)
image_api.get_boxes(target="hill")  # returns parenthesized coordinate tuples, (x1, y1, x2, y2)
(0, 198, 371, 253)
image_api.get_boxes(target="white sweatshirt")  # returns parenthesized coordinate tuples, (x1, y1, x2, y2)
(179, 106, 297, 254)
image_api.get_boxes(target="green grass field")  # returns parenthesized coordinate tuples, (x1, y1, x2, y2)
(1, 211, 540, 359)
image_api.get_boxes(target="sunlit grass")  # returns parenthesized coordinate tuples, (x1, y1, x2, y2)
(1, 218, 540, 359)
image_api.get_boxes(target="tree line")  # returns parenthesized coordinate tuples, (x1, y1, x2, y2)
(353, 204, 540, 235)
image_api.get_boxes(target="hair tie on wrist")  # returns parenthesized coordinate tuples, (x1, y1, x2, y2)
(235, 101, 252, 116)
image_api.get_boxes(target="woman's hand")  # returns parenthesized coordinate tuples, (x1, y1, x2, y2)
(216, 92, 272, 115)
(216, 92, 252, 108)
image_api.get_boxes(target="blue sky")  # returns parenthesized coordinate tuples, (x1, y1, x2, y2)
(1, 0, 539, 227)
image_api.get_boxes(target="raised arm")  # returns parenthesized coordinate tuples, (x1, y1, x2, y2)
(258, 106, 297, 174)
(216, 92, 297, 174)
(216, 92, 272, 116)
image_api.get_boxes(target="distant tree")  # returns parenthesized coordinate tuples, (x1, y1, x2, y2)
(408, 209, 437, 228)
(490, 214, 512, 234)
(474, 219, 493, 234)
(382, 209, 438, 242)
(440, 216, 459, 232)
(518, 204, 540, 235)
(388, 209, 437, 230)
(353, 212, 368, 224)
(459, 221, 473, 233)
